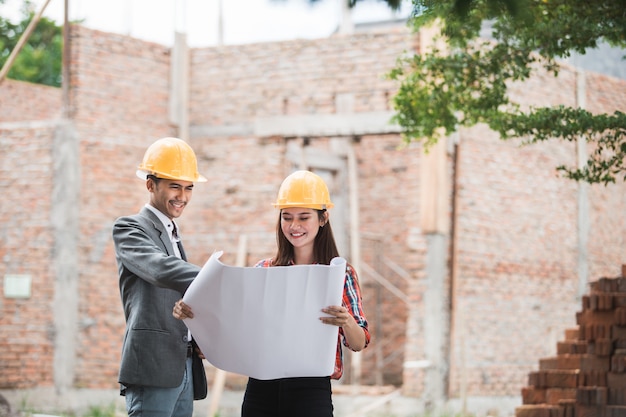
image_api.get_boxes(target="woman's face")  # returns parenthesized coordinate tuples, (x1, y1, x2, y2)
(280, 207, 325, 251)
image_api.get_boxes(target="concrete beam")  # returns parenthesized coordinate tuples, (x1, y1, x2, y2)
(189, 111, 400, 139)
(190, 123, 253, 138)
(254, 111, 400, 138)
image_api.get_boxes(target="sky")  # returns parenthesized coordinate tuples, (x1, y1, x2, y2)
(0, 0, 413, 47)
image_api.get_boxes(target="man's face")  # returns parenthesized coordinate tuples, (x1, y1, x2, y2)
(148, 178, 194, 219)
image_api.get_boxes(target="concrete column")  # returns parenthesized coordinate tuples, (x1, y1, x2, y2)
(52, 120, 80, 396)
(420, 136, 450, 411)
(423, 233, 449, 411)
(170, 32, 190, 141)
(576, 69, 589, 300)
(338, 0, 354, 35)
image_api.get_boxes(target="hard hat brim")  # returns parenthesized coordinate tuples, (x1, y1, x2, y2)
(272, 202, 334, 210)
(136, 169, 207, 183)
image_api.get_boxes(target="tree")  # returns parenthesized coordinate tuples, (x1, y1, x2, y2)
(344, 0, 404, 8)
(388, 0, 626, 184)
(281, 0, 405, 10)
(0, 2, 63, 87)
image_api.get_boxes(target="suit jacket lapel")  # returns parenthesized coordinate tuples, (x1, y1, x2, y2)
(139, 207, 177, 257)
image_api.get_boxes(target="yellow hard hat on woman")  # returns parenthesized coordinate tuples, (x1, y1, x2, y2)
(273, 170, 334, 210)
(136, 137, 207, 182)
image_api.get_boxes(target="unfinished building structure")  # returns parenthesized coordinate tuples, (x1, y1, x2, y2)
(1, 20, 625, 415)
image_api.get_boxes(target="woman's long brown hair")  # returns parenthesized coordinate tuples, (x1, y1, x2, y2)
(272, 209, 340, 266)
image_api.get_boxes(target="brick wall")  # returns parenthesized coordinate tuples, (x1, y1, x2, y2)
(448, 125, 580, 397)
(68, 26, 177, 389)
(0, 80, 61, 122)
(0, 23, 625, 405)
(444, 67, 626, 396)
(186, 29, 421, 386)
(0, 126, 56, 387)
(189, 29, 415, 125)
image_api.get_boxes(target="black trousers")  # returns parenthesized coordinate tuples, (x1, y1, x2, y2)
(241, 376, 333, 417)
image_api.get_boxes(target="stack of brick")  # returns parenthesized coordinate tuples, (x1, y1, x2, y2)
(516, 266, 626, 417)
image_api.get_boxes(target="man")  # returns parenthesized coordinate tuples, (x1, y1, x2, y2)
(112, 137, 208, 417)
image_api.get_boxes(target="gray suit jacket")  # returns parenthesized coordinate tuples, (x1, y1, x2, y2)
(112, 206, 206, 396)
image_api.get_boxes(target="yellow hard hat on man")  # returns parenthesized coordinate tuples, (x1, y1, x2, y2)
(136, 137, 207, 182)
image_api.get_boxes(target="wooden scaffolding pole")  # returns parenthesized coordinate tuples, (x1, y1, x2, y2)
(0, 0, 53, 84)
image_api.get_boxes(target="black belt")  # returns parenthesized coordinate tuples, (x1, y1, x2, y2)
(187, 342, 194, 357)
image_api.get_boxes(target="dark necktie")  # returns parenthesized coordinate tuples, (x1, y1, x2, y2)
(171, 223, 187, 261)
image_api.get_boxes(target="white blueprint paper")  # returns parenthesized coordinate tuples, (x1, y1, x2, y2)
(182, 251, 346, 380)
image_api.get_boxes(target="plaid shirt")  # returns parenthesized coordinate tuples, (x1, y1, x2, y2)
(255, 259, 370, 380)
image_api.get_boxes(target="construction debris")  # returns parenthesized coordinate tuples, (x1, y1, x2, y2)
(516, 265, 626, 417)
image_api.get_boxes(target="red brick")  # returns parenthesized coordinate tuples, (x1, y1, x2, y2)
(579, 370, 607, 387)
(515, 405, 561, 417)
(613, 326, 626, 340)
(576, 387, 607, 405)
(608, 373, 626, 389)
(523, 387, 547, 404)
(575, 405, 606, 417)
(545, 388, 576, 405)
(578, 310, 618, 326)
(606, 405, 626, 417)
(608, 388, 626, 405)
(543, 370, 579, 389)
(581, 355, 611, 372)
(558, 341, 589, 355)
(588, 339, 614, 356)
(565, 329, 580, 341)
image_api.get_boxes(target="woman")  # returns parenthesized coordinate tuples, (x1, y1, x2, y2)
(173, 170, 370, 417)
